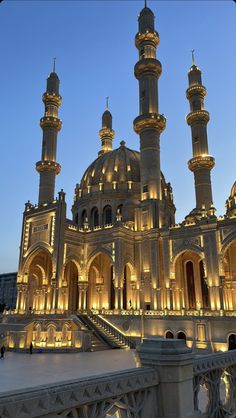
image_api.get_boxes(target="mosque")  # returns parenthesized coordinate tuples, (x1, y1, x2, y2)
(9, 3, 236, 352)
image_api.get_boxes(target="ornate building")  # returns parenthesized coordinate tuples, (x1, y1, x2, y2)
(12, 3, 236, 351)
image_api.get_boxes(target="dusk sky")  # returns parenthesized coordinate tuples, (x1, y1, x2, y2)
(0, 0, 235, 273)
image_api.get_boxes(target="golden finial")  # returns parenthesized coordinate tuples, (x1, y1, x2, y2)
(53, 57, 56, 72)
(106, 96, 109, 110)
(191, 49, 195, 65)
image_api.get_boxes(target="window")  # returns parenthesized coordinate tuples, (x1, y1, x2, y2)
(91, 207, 99, 227)
(103, 206, 112, 225)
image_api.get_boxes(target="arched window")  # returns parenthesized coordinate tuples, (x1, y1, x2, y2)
(81, 209, 87, 227)
(47, 325, 56, 345)
(75, 213, 79, 225)
(91, 207, 99, 228)
(186, 261, 196, 309)
(103, 205, 112, 225)
(165, 331, 174, 339)
(228, 334, 236, 351)
(117, 204, 123, 215)
(177, 331, 186, 343)
(199, 260, 210, 309)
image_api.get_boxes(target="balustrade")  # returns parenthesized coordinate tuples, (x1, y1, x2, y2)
(193, 350, 236, 417)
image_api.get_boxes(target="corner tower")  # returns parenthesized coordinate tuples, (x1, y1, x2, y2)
(36, 64, 62, 204)
(186, 55, 215, 214)
(133, 3, 166, 228)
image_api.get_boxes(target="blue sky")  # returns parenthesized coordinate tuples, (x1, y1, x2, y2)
(0, 0, 236, 273)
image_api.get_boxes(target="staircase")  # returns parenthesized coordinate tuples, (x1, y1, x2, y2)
(77, 314, 113, 351)
(79, 313, 136, 349)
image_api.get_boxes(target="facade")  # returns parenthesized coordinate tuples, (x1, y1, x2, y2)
(0, 272, 17, 309)
(12, 4, 236, 351)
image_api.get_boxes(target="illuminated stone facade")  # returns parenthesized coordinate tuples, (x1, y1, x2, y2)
(14, 4, 236, 351)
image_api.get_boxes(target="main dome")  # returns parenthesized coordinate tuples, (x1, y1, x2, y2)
(80, 141, 140, 190)
(72, 141, 175, 229)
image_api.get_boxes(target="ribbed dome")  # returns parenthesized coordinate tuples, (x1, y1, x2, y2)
(230, 182, 236, 198)
(80, 141, 140, 188)
(225, 181, 236, 216)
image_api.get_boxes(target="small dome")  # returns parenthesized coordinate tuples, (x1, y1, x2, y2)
(188, 64, 202, 86)
(102, 110, 112, 129)
(138, 6, 155, 33)
(47, 72, 59, 95)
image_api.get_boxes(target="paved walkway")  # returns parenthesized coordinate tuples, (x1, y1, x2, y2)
(0, 349, 138, 394)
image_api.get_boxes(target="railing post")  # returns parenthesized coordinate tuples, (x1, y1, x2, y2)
(137, 338, 201, 418)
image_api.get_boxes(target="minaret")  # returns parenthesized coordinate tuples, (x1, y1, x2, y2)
(186, 53, 215, 213)
(98, 99, 115, 156)
(133, 3, 166, 226)
(36, 62, 62, 204)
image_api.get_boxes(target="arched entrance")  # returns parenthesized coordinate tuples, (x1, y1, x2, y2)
(186, 261, 196, 309)
(223, 240, 236, 310)
(64, 261, 78, 312)
(199, 260, 210, 309)
(88, 253, 113, 310)
(174, 251, 209, 311)
(26, 249, 52, 312)
(123, 263, 134, 310)
(228, 334, 236, 350)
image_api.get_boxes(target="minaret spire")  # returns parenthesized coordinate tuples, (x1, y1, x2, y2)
(98, 105, 115, 156)
(186, 59, 215, 215)
(133, 3, 166, 228)
(191, 49, 195, 65)
(53, 57, 56, 72)
(36, 68, 62, 204)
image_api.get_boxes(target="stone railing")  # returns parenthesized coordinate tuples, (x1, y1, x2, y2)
(193, 350, 236, 417)
(0, 368, 159, 418)
(1, 339, 236, 418)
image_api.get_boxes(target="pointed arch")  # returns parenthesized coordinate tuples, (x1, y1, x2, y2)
(174, 250, 209, 311)
(222, 239, 236, 310)
(87, 252, 113, 310)
(64, 260, 79, 312)
(22, 248, 53, 312)
(23, 245, 53, 276)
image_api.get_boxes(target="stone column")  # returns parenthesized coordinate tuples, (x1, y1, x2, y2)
(16, 285, 21, 312)
(81, 283, 88, 311)
(137, 338, 200, 418)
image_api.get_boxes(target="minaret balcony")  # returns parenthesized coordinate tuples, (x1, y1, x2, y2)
(134, 58, 162, 79)
(134, 113, 166, 134)
(99, 127, 115, 140)
(186, 110, 210, 126)
(42, 92, 62, 106)
(40, 116, 62, 131)
(36, 160, 61, 175)
(186, 85, 206, 100)
(188, 155, 215, 172)
(135, 31, 159, 49)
